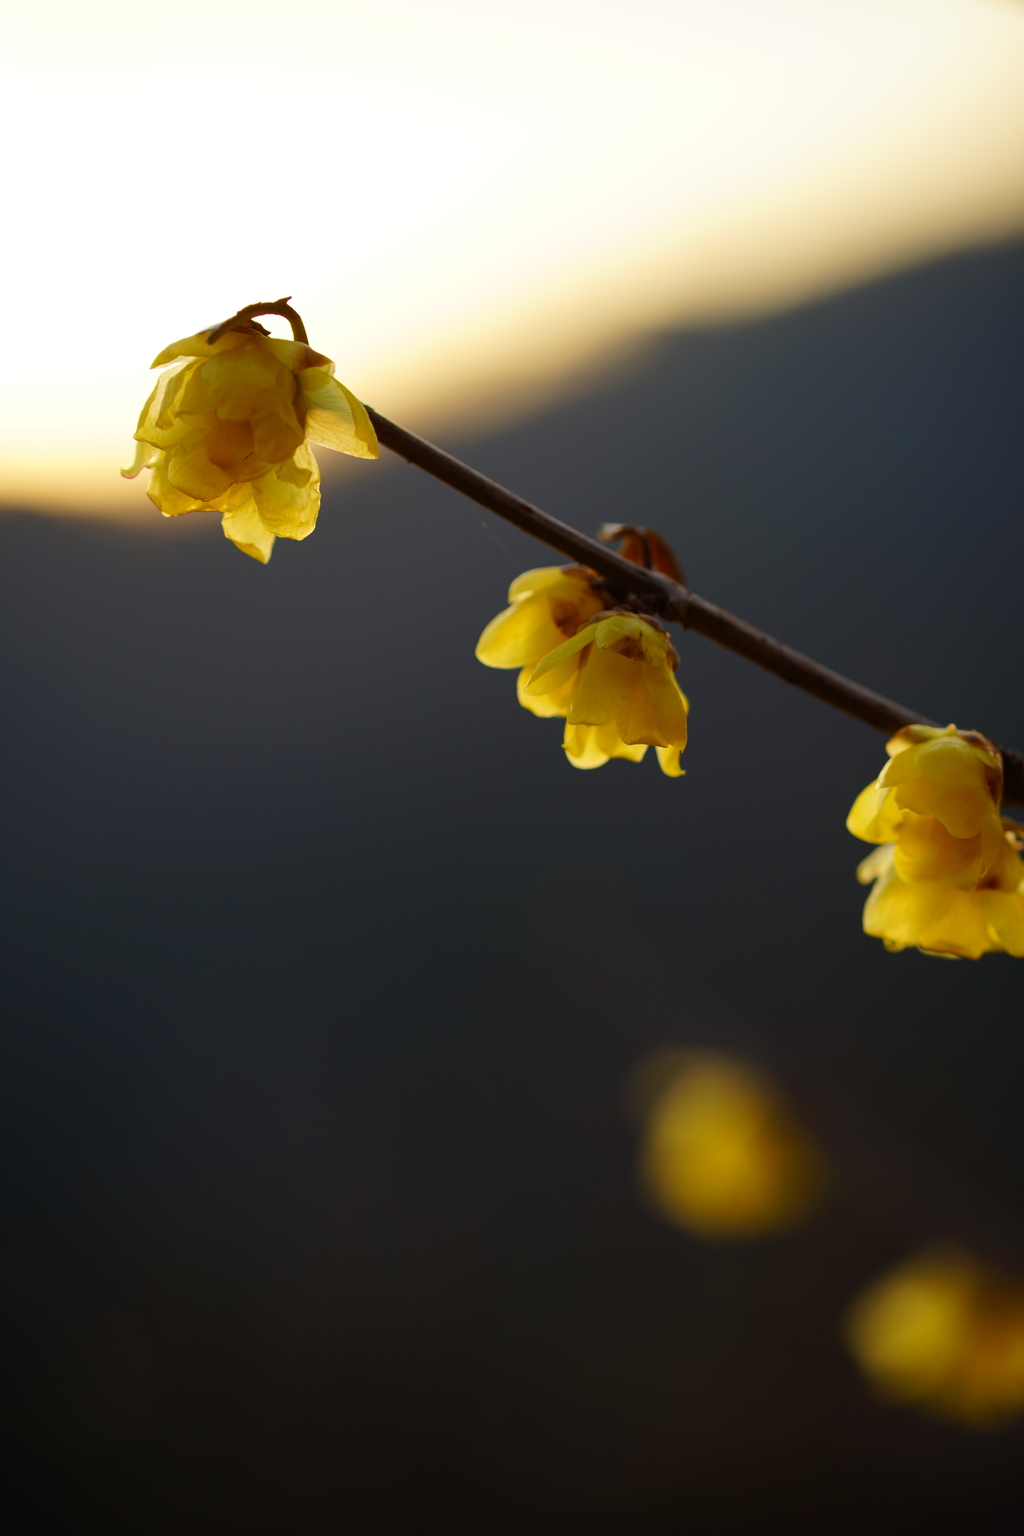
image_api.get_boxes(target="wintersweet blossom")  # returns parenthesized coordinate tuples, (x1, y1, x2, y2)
(123, 323, 378, 563)
(845, 1251, 1024, 1425)
(847, 725, 1024, 957)
(475, 565, 608, 715)
(637, 1054, 824, 1238)
(526, 611, 688, 775)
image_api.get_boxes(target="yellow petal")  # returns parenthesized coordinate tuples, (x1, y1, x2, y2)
(528, 623, 599, 684)
(981, 890, 1024, 956)
(477, 593, 564, 669)
(847, 780, 902, 844)
(260, 337, 331, 372)
(645, 664, 689, 748)
(517, 664, 576, 717)
(856, 845, 893, 885)
(508, 566, 569, 602)
(563, 722, 610, 769)
(655, 745, 685, 778)
(567, 646, 636, 725)
(150, 329, 247, 368)
(894, 775, 938, 817)
(877, 745, 923, 788)
(525, 651, 581, 698)
(251, 442, 321, 539)
(302, 375, 379, 459)
(250, 402, 305, 466)
(892, 812, 983, 890)
(614, 668, 664, 745)
(121, 437, 157, 479)
(166, 436, 236, 502)
(221, 497, 275, 563)
(931, 785, 989, 840)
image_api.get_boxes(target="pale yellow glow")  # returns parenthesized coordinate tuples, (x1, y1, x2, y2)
(2, 0, 1024, 514)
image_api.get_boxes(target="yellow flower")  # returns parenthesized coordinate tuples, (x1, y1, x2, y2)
(475, 565, 608, 716)
(122, 323, 378, 563)
(845, 1251, 1024, 1426)
(855, 835, 1024, 958)
(636, 1053, 824, 1238)
(525, 611, 689, 776)
(847, 725, 1024, 956)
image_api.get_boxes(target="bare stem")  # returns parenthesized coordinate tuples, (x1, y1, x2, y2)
(364, 406, 1024, 807)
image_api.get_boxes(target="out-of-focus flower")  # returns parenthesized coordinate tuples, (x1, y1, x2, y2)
(475, 565, 609, 715)
(122, 323, 378, 563)
(636, 1053, 824, 1237)
(845, 1251, 1024, 1426)
(526, 611, 689, 775)
(847, 725, 1024, 957)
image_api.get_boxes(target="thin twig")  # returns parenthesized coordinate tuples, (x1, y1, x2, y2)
(364, 407, 1024, 806)
(206, 299, 309, 347)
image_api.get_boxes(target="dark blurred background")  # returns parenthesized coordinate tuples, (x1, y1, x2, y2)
(1, 239, 1023, 1533)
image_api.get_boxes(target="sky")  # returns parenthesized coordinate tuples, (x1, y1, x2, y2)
(2, 0, 1024, 512)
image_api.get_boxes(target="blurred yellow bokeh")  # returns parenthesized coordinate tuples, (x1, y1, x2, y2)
(635, 1052, 825, 1238)
(845, 1251, 1024, 1426)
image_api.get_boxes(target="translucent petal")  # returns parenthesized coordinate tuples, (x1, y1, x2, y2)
(525, 652, 581, 697)
(508, 567, 567, 602)
(121, 437, 156, 479)
(567, 646, 636, 725)
(528, 623, 598, 684)
(302, 376, 379, 459)
(847, 781, 902, 844)
(166, 437, 235, 502)
(476, 594, 564, 669)
(250, 402, 305, 466)
(894, 775, 938, 817)
(150, 329, 246, 368)
(517, 664, 576, 717)
(251, 443, 321, 539)
(878, 745, 923, 788)
(615, 668, 665, 745)
(931, 785, 988, 840)
(645, 664, 689, 748)
(655, 745, 685, 778)
(221, 498, 275, 563)
(261, 337, 331, 372)
(893, 812, 983, 890)
(983, 891, 1024, 957)
(856, 845, 893, 885)
(563, 722, 610, 769)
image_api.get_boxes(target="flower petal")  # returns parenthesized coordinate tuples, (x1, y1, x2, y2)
(302, 375, 379, 459)
(655, 745, 685, 778)
(567, 646, 636, 725)
(528, 623, 598, 684)
(250, 443, 321, 539)
(221, 498, 275, 563)
(645, 664, 689, 748)
(517, 664, 576, 717)
(150, 329, 247, 368)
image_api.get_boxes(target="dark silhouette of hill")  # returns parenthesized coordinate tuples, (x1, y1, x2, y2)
(1, 238, 1023, 1532)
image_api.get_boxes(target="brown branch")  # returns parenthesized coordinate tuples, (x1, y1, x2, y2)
(364, 407, 1024, 807)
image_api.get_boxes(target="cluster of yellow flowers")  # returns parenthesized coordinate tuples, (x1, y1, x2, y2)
(847, 725, 1024, 959)
(123, 316, 1024, 961)
(475, 566, 689, 775)
(123, 323, 377, 563)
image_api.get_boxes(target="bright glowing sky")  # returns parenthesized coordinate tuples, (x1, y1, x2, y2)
(3, 0, 1024, 512)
